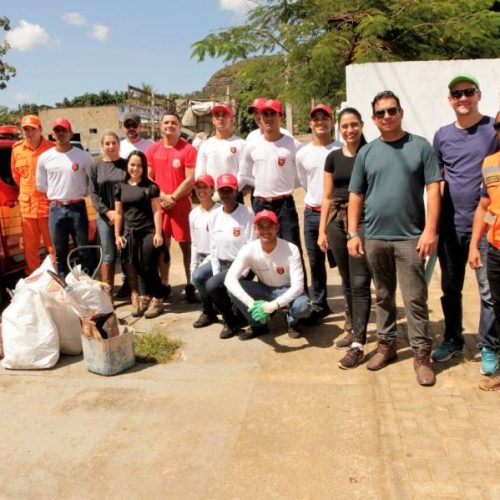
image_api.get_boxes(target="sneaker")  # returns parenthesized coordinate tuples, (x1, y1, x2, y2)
(185, 284, 199, 303)
(160, 284, 172, 299)
(338, 347, 364, 369)
(219, 324, 243, 340)
(366, 339, 397, 371)
(335, 331, 354, 350)
(143, 297, 163, 319)
(240, 325, 269, 340)
(193, 312, 218, 328)
(431, 339, 463, 362)
(480, 348, 499, 376)
(288, 322, 303, 339)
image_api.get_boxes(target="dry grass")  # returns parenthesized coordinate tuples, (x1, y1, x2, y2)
(134, 326, 182, 364)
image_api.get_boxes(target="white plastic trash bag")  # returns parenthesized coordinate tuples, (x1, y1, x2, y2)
(1, 287, 60, 369)
(14, 255, 57, 293)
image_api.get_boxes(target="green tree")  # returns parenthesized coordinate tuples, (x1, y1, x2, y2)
(55, 90, 127, 107)
(0, 16, 16, 90)
(192, 0, 500, 110)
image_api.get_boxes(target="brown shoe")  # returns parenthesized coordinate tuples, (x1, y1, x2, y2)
(338, 347, 364, 369)
(366, 339, 397, 371)
(414, 348, 436, 386)
(479, 375, 500, 391)
(144, 297, 163, 319)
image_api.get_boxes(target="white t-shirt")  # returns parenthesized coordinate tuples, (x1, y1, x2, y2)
(195, 135, 246, 181)
(36, 147, 94, 201)
(246, 127, 292, 147)
(208, 203, 255, 274)
(225, 238, 304, 308)
(238, 134, 303, 197)
(120, 137, 155, 159)
(189, 203, 220, 274)
(296, 140, 343, 207)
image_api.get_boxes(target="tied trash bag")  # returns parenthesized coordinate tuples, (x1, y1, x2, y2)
(1, 287, 60, 369)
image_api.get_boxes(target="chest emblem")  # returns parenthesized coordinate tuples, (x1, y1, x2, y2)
(277, 156, 287, 167)
(276, 266, 285, 275)
(230, 147, 237, 154)
(233, 227, 241, 237)
(71, 163, 79, 172)
(172, 159, 181, 168)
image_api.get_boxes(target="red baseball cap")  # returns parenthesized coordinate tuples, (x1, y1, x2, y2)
(254, 210, 278, 225)
(194, 175, 215, 188)
(211, 104, 233, 118)
(52, 118, 72, 131)
(216, 173, 238, 191)
(21, 115, 41, 129)
(248, 97, 267, 113)
(261, 99, 283, 114)
(310, 104, 333, 119)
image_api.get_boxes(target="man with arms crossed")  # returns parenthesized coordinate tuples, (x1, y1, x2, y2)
(348, 91, 441, 386)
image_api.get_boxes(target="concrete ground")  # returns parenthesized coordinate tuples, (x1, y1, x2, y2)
(1, 197, 500, 499)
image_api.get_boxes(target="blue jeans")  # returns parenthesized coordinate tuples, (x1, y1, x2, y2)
(191, 261, 216, 316)
(304, 208, 328, 309)
(438, 230, 495, 349)
(49, 201, 90, 275)
(230, 280, 312, 328)
(97, 214, 116, 264)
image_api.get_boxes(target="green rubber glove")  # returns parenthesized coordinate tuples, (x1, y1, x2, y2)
(250, 303, 270, 324)
(248, 300, 266, 315)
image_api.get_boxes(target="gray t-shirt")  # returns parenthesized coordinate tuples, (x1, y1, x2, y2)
(349, 133, 441, 240)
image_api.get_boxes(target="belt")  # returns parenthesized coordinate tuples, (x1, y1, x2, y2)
(218, 259, 233, 267)
(50, 199, 84, 206)
(256, 194, 292, 202)
(198, 252, 209, 260)
(305, 204, 322, 212)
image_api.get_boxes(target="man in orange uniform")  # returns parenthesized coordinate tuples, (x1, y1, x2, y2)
(10, 115, 54, 273)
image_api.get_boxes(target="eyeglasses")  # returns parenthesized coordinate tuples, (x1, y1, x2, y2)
(450, 88, 477, 100)
(373, 107, 399, 119)
(494, 122, 500, 131)
(124, 122, 139, 129)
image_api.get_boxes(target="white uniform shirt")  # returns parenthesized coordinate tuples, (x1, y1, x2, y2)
(195, 135, 246, 180)
(189, 203, 220, 274)
(225, 238, 304, 308)
(36, 147, 94, 201)
(120, 137, 155, 159)
(208, 203, 255, 274)
(238, 134, 303, 197)
(296, 140, 343, 207)
(246, 127, 292, 147)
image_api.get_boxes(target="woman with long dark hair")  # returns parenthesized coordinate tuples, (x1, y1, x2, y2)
(318, 107, 372, 369)
(114, 150, 164, 318)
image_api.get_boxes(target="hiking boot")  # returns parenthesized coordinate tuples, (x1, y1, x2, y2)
(414, 348, 436, 386)
(288, 322, 303, 339)
(338, 347, 364, 370)
(335, 331, 354, 350)
(431, 339, 463, 362)
(193, 312, 218, 328)
(366, 339, 397, 371)
(240, 325, 269, 340)
(480, 348, 499, 376)
(479, 375, 500, 391)
(219, 323, 244, 340)
(144, 297, 163, 319)
(185, 284, 199, 303)
(130, 292, 145, 317)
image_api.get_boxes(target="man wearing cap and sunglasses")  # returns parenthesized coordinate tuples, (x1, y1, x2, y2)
(432, 73, 499, 373)
(36, 118, 95, 275)
(119, 112, 154, 159)
(296, 104, 342, 320)
(11, 115, 55, 274)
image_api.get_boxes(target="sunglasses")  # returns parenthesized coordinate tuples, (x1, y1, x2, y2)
(450, 88, 477, 99)
(373, 107, 399, 119)
(124, 122, 139, 129)
(494, 122, 500, 131)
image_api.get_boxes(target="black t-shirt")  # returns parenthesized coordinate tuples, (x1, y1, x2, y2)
(114, 180, 160, 231)
(89, 158, 127, 215)
(324, 148, 356, 202)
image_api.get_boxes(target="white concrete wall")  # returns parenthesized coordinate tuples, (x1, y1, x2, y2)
(345, 59, 500, 143)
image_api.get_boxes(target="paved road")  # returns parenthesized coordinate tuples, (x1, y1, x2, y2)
(1, 194, 499, 499)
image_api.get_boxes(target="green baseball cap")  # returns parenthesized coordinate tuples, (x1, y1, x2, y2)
(448, 73, 480, 90)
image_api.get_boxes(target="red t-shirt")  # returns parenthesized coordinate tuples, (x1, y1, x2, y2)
(146, 138, 196, 201)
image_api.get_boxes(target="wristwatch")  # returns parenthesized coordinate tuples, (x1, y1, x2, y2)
(346, 231, 359, 240)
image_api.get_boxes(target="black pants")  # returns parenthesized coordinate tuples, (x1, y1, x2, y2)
(486, 244, 500, 352)
(327, 219, 371, 344)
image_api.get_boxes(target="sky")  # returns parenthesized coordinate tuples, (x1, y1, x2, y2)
(1, 0, 252, 110)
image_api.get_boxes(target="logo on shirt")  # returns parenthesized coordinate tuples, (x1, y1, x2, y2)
(233, 227, 241, 237)
(71, 163, 79, 172)
(230, 147, 237, 154)
(277, 156, 287, 167)
(172, 159, 181, 168)
(276, 266, 285, 275)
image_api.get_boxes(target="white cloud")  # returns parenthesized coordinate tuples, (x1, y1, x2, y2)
(89, 23, 109, 42)
(62, 12, 87, 26)
(219, 0, 250, 14)
(5, 20, 49, 52)
(15, 92, 33, 103)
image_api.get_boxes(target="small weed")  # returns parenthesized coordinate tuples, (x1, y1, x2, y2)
(134, 325, 182, 364)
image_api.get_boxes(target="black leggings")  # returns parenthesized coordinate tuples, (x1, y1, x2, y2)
(327, 218, 372, 344)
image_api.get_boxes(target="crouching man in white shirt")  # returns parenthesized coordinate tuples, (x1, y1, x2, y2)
(225, 210, 312, 340)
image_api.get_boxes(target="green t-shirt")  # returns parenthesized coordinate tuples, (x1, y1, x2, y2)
(348, 133, 441, 240)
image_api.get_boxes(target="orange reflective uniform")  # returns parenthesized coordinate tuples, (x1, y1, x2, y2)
(482, 151, 500, 249)
(10, 137, 53, 218)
